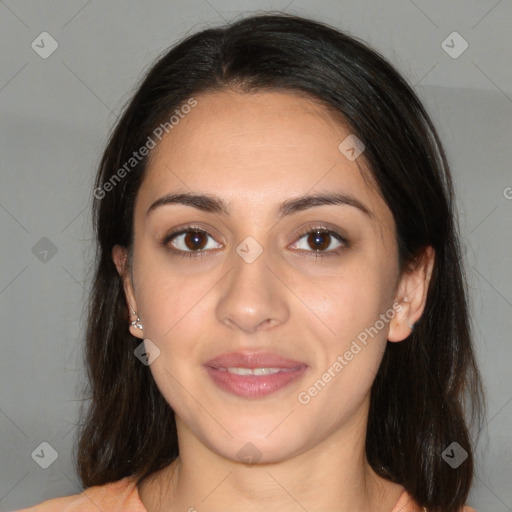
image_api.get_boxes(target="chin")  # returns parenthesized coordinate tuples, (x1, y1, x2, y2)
(206, 420, 312, 465)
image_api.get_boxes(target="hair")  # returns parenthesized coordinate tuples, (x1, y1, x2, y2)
(76, 12, 484, 511)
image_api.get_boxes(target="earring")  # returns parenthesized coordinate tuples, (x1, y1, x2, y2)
(408, 322, 415, 329)
(130, 311, 143, 330)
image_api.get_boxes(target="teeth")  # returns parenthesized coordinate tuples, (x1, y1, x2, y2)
(226, 367, 282, 376)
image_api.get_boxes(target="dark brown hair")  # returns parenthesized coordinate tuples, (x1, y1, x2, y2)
(76, 13, 484, 511)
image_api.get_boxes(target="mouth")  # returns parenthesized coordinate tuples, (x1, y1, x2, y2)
(203, 352, 308, 399)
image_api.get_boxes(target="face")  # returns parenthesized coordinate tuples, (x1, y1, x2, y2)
(114, 90, 421, 465)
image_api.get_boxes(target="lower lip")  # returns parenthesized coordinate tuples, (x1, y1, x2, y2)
(204, 366, 308, 399)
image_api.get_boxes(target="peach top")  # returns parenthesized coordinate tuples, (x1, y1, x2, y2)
(16, 475, 476, 512)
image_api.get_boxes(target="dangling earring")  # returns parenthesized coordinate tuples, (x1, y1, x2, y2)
(131, 311, 143, 330)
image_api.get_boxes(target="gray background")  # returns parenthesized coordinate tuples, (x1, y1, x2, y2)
(0, 0, 511, 510)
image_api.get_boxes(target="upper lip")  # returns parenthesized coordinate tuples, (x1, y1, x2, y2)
(204, 352, 307, 369)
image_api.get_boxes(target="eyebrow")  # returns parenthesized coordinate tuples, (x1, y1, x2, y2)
(146, 191, 374, 220)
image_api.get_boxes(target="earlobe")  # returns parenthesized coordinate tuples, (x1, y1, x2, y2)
(387, 297, 413, 342)
(129, 311, 144, 338)
(112, 245, 145, 340)
(387, 246, 435, 343)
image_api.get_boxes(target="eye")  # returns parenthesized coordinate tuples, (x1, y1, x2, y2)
(161, 224, 348, 259)
(162, 227, 222, 258)
(290, 226, 348, 257)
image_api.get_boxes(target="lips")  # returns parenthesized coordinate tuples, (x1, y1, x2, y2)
(205, 352, 306, 370)
(204, 352, 308, 399)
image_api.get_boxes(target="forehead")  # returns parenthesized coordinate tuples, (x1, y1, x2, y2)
(137, 90, 393, 231)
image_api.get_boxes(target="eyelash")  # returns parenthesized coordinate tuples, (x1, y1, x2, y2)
(160, 225, 349, 260)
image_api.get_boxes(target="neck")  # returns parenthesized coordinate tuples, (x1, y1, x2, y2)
(137, 412, 404, 512)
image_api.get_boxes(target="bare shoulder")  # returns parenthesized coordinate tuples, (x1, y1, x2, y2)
(16, 493, 79, 512)
(14, 476, 144, 512)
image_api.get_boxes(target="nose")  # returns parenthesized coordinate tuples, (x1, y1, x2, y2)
(215, 246, 290, 334)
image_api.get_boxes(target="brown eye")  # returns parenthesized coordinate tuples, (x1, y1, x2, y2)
(289, 226, 348, 258)
(307, 231, 332, 251)
(164, 228, 222, 255)
(183, 231, 208, 251)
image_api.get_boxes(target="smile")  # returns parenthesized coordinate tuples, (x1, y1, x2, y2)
(204, 352, 308, 399)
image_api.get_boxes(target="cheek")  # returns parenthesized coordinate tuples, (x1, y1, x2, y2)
(138, 279, 211, 359)
(131, 255, 222, 407)
(133, 268, 213, 410)
(132, 243, 213, 340)
(296, 262, 389, 346)
(294, 263, 391, 400)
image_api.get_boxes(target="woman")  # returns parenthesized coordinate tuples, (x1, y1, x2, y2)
(19, 12, 483, 512)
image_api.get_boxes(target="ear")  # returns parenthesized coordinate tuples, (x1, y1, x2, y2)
(112, 244, 144, 339)
(387, 246, 435, 342)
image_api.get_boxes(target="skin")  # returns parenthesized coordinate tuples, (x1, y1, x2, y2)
(113, 89, 434, 512)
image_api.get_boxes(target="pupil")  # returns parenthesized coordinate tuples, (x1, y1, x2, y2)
(185, 231, 206, 250)
(309, 231, 329, 251)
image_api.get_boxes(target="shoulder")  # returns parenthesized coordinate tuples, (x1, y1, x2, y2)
(392, 490, 477, 512)
(15, 475, 146, 512)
